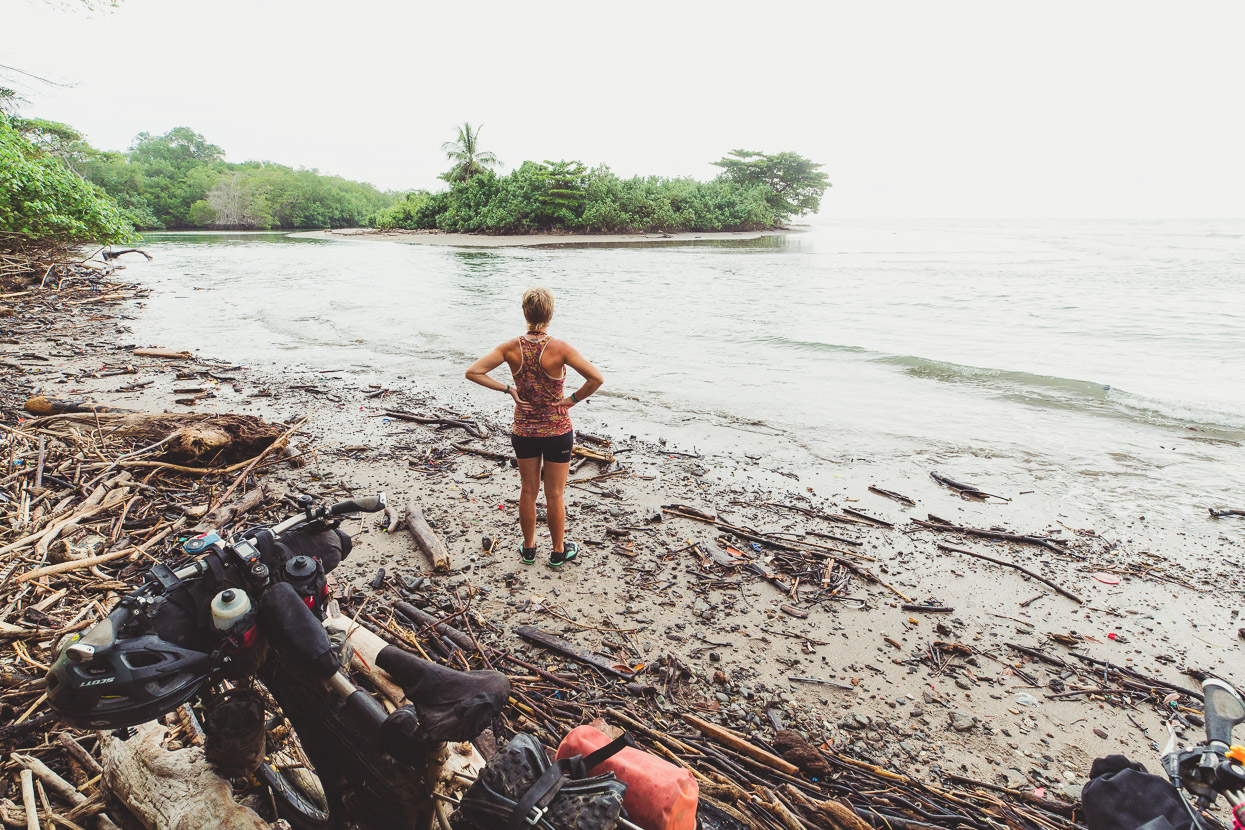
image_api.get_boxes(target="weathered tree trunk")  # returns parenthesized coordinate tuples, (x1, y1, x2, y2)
(131, 349, 192, 359)
(100, 722, 273, 830)
(405, 501, 450, 572)
(189, 485, 272, 534)
(22, 397, 131, 416)
(27, 413, 284, 467)
(322, 609, 485, 817)
(323, 614, 407, 706)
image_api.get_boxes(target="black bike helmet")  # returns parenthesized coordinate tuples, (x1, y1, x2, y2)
(47, 610, 214, 729)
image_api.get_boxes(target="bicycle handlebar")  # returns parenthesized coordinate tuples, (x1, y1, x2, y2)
(328, 494, 387, 516)
(173, 493, 387, 584)
(269, 493, 387, 536)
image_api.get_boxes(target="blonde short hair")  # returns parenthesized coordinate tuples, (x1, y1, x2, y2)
(522, 287, 554, 326)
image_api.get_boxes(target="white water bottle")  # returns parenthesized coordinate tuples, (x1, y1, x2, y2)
(211, 589, 251, 631)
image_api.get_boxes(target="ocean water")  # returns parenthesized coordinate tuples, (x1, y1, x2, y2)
(126, 219, 1245, 532)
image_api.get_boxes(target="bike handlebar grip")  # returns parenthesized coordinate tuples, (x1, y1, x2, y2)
(340, 686, 389, 749)
(260, 582, 338, 679)
(1203, 679, 1245, 746)
(327, 493, 387, 516)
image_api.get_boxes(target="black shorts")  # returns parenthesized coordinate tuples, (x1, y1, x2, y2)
(511, 430, 574, 463)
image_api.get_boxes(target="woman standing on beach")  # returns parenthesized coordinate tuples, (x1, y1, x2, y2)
(465, 287, 604, 568)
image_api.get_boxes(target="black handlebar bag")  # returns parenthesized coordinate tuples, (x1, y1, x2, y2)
(1083, 756, 1196, 830)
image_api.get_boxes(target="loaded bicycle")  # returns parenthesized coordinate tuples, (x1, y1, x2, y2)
(46, 493, 510, 829)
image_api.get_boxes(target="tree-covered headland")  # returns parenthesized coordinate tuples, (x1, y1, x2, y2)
(370, 123, 830, 234)
(1, 106, 397, 284)
(2, 106, 830, 263)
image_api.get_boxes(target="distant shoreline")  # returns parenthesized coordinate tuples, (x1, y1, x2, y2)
(289, 226, 801, 248)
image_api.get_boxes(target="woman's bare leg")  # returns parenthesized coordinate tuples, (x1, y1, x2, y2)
(517, 457, 542, 548)
(542, 460, 570, 553)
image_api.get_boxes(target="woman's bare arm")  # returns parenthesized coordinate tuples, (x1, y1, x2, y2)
(556, 344, 604, 408)
(466, 343, 530, 409)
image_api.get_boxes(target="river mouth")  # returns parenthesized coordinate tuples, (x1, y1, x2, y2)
(125, 219, 1245, 542)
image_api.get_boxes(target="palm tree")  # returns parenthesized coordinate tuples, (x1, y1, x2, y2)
(440, 122, 500, 183)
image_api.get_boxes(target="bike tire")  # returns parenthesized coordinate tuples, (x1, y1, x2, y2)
(255, 685, 331, 830)
(258, 641, 434, 829)
(256, 760, 330, 830)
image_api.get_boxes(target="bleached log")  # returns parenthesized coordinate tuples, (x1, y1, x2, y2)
(189, 484, 272, 534)
(131, 349, 192, 359)
(22, 397, 130, 416)
(323, 612, 407, 707)
(100, 722, 272, 830)
(322, 609, 485, 800)
(405, 501, 450, 572)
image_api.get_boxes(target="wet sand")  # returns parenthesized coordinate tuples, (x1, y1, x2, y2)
(4, 276, 1242, 804)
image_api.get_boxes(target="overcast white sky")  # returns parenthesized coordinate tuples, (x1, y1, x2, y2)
(5, 0, 1244, 217)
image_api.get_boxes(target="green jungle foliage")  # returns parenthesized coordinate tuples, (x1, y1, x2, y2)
(712, 149, 832, 217)
(369, 133, 829, 235)
(12, 121, 393, 230)
(72, 127, 396, 230)
(5, 116, 395, 233)
(0, 114, 131, 246)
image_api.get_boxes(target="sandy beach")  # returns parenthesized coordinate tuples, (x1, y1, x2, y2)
(4, 267, 1240, 815)
(291, 227, 801, 247)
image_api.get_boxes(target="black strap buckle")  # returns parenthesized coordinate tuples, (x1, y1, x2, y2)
(505, 760, 568, 830)
(147, 562, 181, 592)
(579, 732, 636, 773)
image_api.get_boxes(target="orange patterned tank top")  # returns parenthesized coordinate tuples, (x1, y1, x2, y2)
(512, 334, 573, 438)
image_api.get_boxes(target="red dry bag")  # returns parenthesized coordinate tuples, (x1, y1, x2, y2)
(556, 724, 698, 830)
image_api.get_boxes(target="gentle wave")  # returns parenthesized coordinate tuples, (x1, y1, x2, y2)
(755, 334, 1245, 437)
(749, 335, 871, 356)
(881, 354, 1245, 437)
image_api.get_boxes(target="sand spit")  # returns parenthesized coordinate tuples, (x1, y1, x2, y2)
(291, 227, 801, 248)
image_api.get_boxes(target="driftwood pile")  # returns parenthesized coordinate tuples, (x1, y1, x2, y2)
(0, 401, 1099, 830)
(0, 239, 149, 295)
(0, 403, 1218, 830)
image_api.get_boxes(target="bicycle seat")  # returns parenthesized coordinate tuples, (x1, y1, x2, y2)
(375, 646, 510, 742)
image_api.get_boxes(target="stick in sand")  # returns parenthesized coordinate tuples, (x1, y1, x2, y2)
(682, 713, 799, 776)
(937, 543, 1081, 603)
